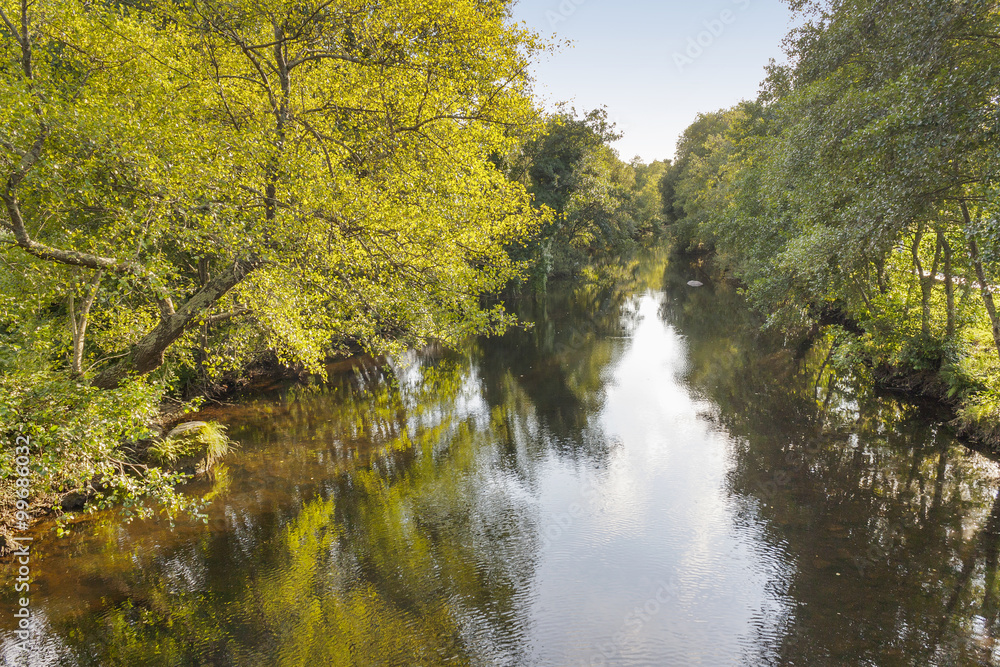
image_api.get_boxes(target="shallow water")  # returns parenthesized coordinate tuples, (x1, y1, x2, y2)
(3, 250, 1000, 666)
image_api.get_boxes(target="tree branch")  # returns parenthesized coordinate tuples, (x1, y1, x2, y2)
(92, 256, 260, 388)
(2, 191, 149, 274)
(206, 307, 251, 325)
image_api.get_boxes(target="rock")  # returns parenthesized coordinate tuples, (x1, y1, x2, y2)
(813, 557, 834, 570)
(60, 488, 93, 511)
(0, 530, 16, 556)
(167, 421, 211, 439)
(687, 280, 704, 287)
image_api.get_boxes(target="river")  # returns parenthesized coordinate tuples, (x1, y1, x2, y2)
(3, 249, 1000, 666)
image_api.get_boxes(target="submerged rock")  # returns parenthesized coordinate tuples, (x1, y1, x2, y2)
(60, 488, 93, 511)
(687, 280, 704, 287)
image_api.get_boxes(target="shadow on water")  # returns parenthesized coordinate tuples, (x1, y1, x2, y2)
(2, 248, 1000, 666)
(661, 261, 1000, 666)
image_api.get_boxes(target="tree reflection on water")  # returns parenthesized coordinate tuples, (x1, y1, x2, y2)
(1, 249, 999, 666)
(662, 262, 1000, 666)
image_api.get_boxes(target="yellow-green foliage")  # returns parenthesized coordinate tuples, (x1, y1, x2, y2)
(148, 422, 233, 470)
(1, 0, 550, 379)
(0, 354, 204, 525)
(0, 0, 554, 522)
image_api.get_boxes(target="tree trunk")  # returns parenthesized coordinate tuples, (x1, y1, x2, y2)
(875, 255, 889, 294)
(927, 231, 943, 335)
(92, 257, 256, 389)
(197, 258, 211, 377)
(912, 226, 941, 337)
(68, 271, 103, 377)
(940, 231, 955, 337)
(962, 202, 1000, 361)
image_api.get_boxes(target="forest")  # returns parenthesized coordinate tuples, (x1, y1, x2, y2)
(660, 0, 1000, 450)
(0, 0, 662, 534)
(6, 1, 1000, 664)
(2, 0, 1000, 539)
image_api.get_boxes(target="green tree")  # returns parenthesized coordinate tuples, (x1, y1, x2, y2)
(631, 157, 669, 237)
(657, 110, 733, 248)
(0, 0, 547, 521)
(510, 107, 642, 285)
(0, 0, 546, 390)
(660, 0, 1000, 442)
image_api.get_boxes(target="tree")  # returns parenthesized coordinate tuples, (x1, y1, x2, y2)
(631, 157, 669, 237)
(510, 107, 642, 284)
(758, 0, 1000, 348)
(659, 0, 1000, 441)
(0, 0, 546, 390)
(657, 110, 733, 248)
(0, 0, 551, 524)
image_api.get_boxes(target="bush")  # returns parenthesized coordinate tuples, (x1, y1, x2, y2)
(148, 421, 234, 471)
(957, 389, 1000, 451)
(0, 364, 206, 530)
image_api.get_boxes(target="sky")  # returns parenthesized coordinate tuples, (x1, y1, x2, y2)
(510, 0, 795, 162)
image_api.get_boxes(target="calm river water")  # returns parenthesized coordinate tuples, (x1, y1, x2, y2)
(3, 250, 1000, 666)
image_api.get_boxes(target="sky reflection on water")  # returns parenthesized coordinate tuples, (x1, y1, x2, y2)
(2, 250, 1000, 666)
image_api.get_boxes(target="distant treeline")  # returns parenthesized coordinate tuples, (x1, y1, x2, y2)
(503, 107, 668, 291)
(657, 0, 1000, 444)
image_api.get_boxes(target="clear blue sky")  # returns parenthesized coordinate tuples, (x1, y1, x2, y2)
(511, 0, 794, 162)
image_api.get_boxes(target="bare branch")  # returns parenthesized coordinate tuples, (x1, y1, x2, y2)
(206, 307, 251, 325)
(286, 51, 364, 70)
(2, 192, 149, 275)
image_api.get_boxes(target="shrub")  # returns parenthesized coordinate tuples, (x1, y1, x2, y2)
(0, 364, 206, 530)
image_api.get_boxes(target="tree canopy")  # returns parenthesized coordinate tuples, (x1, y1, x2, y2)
(0, 0, 548, 520)
(660, 0, 1000, 444)
(507, 107, 664, 287)
(1, 0, 546, 387)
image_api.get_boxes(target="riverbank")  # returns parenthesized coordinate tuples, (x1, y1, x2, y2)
(872, 366, 1000, 453)
(0, 348, 398, 557)
(6, 243, 997, 555)
(5, 246, 999, 665)
(681, 245, 1000, 458)
(0, 355, 317, 556)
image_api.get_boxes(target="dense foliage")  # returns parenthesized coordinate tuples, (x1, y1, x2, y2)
(508, 108, 667, 289)
(661, 0, 1000, 444)
(0, 0, 549, 525)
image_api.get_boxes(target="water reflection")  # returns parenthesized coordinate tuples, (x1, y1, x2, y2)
(665, 267, 1000, 666)
(1, 249, 999, 666)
